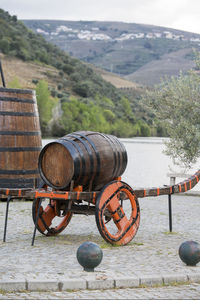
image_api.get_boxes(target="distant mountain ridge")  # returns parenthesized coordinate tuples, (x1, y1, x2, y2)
(23, 20, 200, 85)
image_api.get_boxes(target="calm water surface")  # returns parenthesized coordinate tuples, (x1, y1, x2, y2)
(42, 137, 200, 191)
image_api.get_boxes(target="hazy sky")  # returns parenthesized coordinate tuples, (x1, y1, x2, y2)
(1, 0, 200, 34)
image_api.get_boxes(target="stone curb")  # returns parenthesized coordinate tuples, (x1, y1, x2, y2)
(0, 273, 200, 292)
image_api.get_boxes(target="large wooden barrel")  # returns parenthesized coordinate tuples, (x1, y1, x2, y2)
(39, 131, 127, 190)
(0, 87, 42, 189)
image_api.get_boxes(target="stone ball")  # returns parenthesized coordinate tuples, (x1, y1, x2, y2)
(77, 241, 103, 272)
(179, 240, 200, 266)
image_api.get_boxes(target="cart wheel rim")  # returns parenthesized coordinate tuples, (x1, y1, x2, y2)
(32, 198, 73, 236)
(95, 181, 140, 245)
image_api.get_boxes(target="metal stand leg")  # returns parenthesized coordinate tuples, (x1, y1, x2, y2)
(3, 195, 11, 242)
(31, 198, 42, 246)
(168, 194, 172, 232)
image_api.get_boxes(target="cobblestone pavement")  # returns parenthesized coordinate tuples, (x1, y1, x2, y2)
(0, 283, 200, 299)
(0, 193, 200, 298)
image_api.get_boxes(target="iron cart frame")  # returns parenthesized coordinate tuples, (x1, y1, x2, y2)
(1, 169, 200, 246)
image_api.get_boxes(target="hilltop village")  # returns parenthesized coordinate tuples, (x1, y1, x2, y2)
(36, 24, 200, 43)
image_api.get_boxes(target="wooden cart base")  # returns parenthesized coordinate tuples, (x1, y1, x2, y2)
(1, 169, 200, 246)
(31, 180, 140, 246)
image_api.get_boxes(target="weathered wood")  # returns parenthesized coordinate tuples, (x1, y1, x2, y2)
(95, 181, 140, 245)
(38, 131, 127, 191)
(134, 169, 200, 198)
(0, 88, 42, 189)
(32, 197, 72, 236)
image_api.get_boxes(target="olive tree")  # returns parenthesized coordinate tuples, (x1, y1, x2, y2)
(143, 66, 200, 169)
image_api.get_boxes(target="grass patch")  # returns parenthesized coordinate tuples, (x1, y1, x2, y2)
(129, 241, 144, 246)
(0, 289, 8, 295)
(137, 280, 192, 289)
(36, 233, 102, 245)
(0, 289, 28, 295)
(162, 231, 178, 235)
(100, 240, 144, 249)
(100, 241, 121, 249)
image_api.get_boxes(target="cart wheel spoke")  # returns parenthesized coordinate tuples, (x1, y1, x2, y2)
(95, 181, 140, 245)
(32, 198, 73, 236)
(107, 198, 128, 229)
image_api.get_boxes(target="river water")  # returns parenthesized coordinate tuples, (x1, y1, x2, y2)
(42, 137, 200, 191)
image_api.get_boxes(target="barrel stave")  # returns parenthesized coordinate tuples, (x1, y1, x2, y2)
(0, 88, 42, 189)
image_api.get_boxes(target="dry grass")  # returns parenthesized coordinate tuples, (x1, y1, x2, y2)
(0, 54, 60, 89)
(0, 53, 138, 91)
(88, 62, 139, 89)
(100, 72, 138, 89)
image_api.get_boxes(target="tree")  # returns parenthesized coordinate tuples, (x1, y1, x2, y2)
(193, 49, 200, 70)
(143, 66, 200, 168)
(0, 37, 10, 54)
(36, 80, 55, 135)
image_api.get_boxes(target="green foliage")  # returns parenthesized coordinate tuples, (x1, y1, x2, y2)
(72, 80, 92, 97)
(111, 120, 141, 137)
(193, 49, 200, 70)
(59, 98, 110, 133)
(0, 8, 70, 68)
(104, 109, 115, 122)
(62, 64, 73, 75)
(138, 120, 151, 137)
(36, 80, 57, 135)
(0, 37, 10, 54)
(50, 96, 151, 138)
(0, 9, 122, 103)
(143, 64, 200, 168)
(0, 8, 152, 138)
(119, 97, 135, 122)
(7, 77, 22, 88)
(100, 96, 115, 109)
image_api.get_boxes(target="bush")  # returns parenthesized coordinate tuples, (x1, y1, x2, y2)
(63, 64, 74, 75)
(36, 80, 57, 135)
(51, 120, 66, 137)
(72, 81, 91, 97)
(32, 79, 39, 85)
(0, 37, 10, 54)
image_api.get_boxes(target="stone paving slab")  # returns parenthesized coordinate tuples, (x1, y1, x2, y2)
(0, 194, 200, 293)
(1, 283, 200, 299)
(0, 273, 200, 293)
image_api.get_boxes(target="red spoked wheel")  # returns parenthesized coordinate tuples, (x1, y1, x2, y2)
(32, 198, 72, 236)
(95, 181, 140, 246)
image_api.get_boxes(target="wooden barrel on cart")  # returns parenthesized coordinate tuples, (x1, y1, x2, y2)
(0, 88, 42, 189)
(39, 131, 127, 190)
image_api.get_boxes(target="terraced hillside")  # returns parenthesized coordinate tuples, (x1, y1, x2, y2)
(23, 20, 200, 85)
(0, 9, 152, 138)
